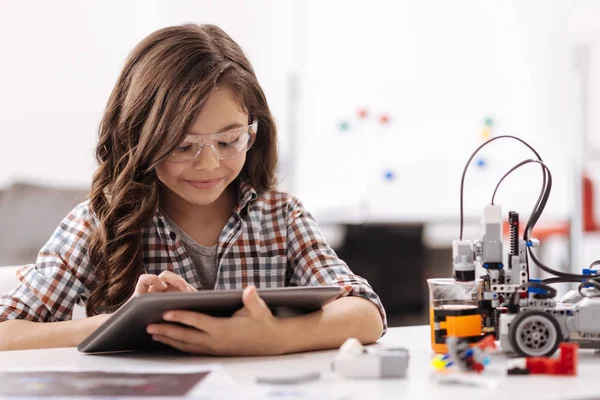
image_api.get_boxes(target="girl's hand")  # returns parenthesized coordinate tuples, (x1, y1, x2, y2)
(79, 272, 197, 346)
(146, 285, 282, 356)
(133, 271, 197, 297)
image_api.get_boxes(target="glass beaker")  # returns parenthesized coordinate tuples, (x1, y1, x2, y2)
(428, 278, 483, 354)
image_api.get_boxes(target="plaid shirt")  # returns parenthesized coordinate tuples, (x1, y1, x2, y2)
(0, 180, 387, 332)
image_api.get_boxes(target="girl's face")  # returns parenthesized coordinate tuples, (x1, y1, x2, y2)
(156, 86, 249, 208)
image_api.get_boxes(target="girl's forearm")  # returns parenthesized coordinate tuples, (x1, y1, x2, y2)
(275, 296, 384, 355)
(0, 315, 106, 351)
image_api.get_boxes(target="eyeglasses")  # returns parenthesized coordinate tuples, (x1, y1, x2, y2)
(167, 120, 258, 163)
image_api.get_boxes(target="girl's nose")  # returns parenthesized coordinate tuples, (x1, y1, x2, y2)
(191, 145, 220, 171)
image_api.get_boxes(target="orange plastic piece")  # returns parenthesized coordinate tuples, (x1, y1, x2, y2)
(477, 335, 497, 351)
(502, 221, 569, 242)
(429, 307, 483, 354)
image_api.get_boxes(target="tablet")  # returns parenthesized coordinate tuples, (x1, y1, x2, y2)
(78, 286, 343, 354)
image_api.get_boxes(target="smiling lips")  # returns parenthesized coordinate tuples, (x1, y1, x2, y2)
(186, 178, 222, 189)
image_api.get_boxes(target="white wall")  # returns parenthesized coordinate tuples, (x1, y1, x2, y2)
(295, 0, 579, 224)
(0, 0, 303, 189)
(1, 0, 598, 231)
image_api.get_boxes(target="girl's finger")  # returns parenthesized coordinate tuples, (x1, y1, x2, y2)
(158, 270, 194, 292)
(136, 274, 167, 294)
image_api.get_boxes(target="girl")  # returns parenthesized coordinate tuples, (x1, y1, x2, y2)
(0, 24, 386, 354)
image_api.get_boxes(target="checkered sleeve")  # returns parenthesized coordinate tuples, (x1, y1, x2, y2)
(285, 196, 387, 334)
(0, 202, 95, 322)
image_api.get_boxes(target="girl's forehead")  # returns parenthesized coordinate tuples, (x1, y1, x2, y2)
(189, 86, 248, 135)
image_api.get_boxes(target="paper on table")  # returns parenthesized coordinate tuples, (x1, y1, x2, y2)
(0, 369, 215, 397)
(0, 364, 235, 398)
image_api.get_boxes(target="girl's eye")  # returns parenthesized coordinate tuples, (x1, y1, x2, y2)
(175, 144, 193, 153)
(218, 138, 240, 148)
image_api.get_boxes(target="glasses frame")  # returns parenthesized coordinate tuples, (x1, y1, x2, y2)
(167, 119, 258, 163)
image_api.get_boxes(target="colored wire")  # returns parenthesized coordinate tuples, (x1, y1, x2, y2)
(460, 136, 599, 283)
(490, 159, 552, 241)
(578, 280, 600, 298)
(459, 136, 544, 240)
(509, 281, 557, 307)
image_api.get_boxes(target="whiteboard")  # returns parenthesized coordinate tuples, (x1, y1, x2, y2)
(294, 0, 577, 224)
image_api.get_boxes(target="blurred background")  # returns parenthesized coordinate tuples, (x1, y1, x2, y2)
(1, 0, 599, 326)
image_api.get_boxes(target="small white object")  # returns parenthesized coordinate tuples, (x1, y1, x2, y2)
(332, 338, 409, 379)
(338, 337, 364, 356)
(507, 358, 527, 370)
(452, 240, 475, 273)
(483, 204, 502, 222)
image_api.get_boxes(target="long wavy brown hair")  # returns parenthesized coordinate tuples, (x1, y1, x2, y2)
(86, 24, 278, 315)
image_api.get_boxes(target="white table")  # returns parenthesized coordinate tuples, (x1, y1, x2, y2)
(1, 325, 599, 399)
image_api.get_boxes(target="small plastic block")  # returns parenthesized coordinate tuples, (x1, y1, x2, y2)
(484, 116, 494, 127)
(357, 108, 368, 119)
(523, 343, 579, 376)
(528, 279, 547, 295)
(546, 359, 561, 375)
(475, 158, 486, 168)
(582, 268, 596, 276)
(507, 368, 530, 375)
(559, 343, 578, 375)
(525, 357, 547, 374)
(431, 356, 447, 371)
(379, 114, 390, 124)
(339, 121, 350, 131)
(477, 335, 496, 351)
(384, 171, 395, 181)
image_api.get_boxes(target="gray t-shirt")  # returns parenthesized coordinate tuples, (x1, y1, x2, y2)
(162, 213, 218, 290)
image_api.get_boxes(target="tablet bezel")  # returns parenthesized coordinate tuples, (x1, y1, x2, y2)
(78, 286, 344, 354)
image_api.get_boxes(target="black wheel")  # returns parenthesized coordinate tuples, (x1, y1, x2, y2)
(509, 310, 562, 357)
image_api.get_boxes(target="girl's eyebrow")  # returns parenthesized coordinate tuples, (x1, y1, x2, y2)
(189, 122, 246, 135)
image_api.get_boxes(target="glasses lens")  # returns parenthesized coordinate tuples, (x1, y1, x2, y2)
(167, 121, 257, 162)
(216, 131, 252, 160)
(169, 142, 199, 162)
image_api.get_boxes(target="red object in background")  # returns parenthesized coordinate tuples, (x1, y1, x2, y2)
(525, 343, 578, 375)
(379, 114, 390, 124)
(501, 174, 599, 240)
(583, 174, 599, 232)
(357, 108, 368, 119)
(502, 221, 569, 242)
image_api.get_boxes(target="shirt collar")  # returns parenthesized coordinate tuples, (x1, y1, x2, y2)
(234, 178, 257, 215)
